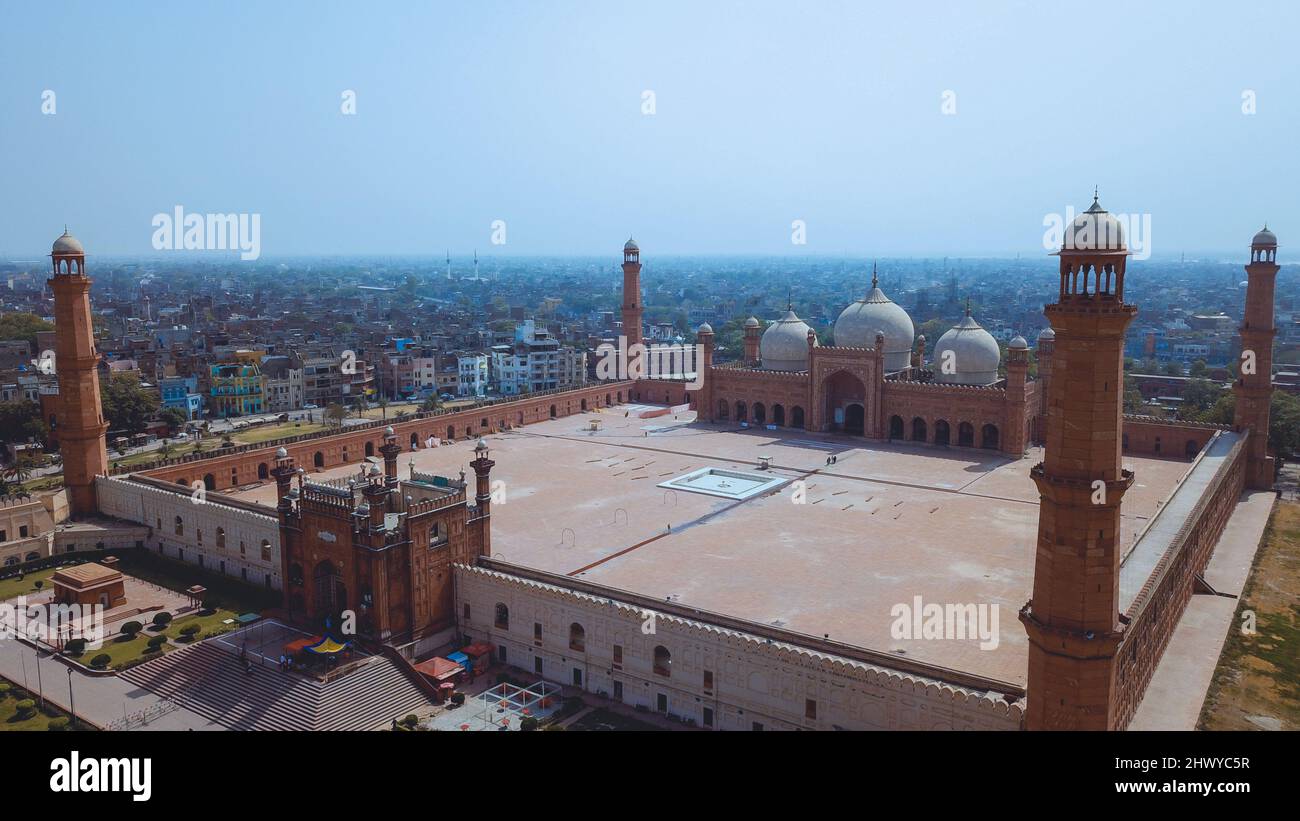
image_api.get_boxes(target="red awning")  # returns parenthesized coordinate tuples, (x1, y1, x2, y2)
(414, 657, 464, 681)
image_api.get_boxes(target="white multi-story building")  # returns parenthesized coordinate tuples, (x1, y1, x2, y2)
(457, 352, 489, 397)
(490, 321, 586, 395)
(261, 354, 304, 412)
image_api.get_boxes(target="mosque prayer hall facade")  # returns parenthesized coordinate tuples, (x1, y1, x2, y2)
(51, 201, 1281, 731)
(691, 264, 1038, 458)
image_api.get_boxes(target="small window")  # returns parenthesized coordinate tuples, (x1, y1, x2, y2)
(19, 526, 28, 538)
(533, 622, 542, 643)
(805, 699, 817, 720)
(612, 644, 623, 668)
(463, 603, 471, 622)
(174, 516, 183, 536)
(568, 622, 585, 652)
(703, 670, 714, 692)
(494, 603, 509, 630)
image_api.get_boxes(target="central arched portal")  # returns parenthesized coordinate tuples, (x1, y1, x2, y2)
(312, 560, 346, 619)
(822, 370, 867, 435)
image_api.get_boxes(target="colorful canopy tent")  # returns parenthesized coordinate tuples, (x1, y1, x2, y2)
(414, 656, 464, 683)
(283, 637, 319, 656)
(304, 635, 350, 655)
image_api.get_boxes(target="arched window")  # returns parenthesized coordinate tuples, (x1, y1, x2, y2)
(313, 451, 324, 468)
(569, 622, 586, 652)
(981, 424, 999, 450)
(581, 398, 588, 411)
(753, 403, 766, 424)
(654, 645, 672, 677)
(365, 441, 375, 457)
(494, 602, 510, 630)
(791, 406, 805, 428)
(889, 415, 904, 439)
(174, 516, 184, 536)
(257, 462, 269, 480)
(447, 425, 456, 441)
(549, 404, 557, 418)
(261, 540, 272, 562)
(773, 404, 785, 426)
(957, 422, 975, 447)
(216, 527, 226, 548)
(735, 401, 747, 422)
(203, 473, 216, 491)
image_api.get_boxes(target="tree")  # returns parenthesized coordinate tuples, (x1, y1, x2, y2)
(0, 400, 48, 448)
(1123, 375, 1145, 414)
(158, 406, 188, 433)
(1189, 358, 1210, 377)
(2, 454, 38, 485)
(120, 621, 143, 637)
(1200, 391, 1300, 462)
(151, 612, 173, 629)
(101, 372, 159, 435)
(0, 312, 53, 347)
(324, 403, 347, 428)
(1179, 379, 1225, 418)
(1163, 361, 1184, 376)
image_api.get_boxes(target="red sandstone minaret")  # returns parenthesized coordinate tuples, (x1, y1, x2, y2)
(1020, 194, 1136, 731)
(621, 238, 643, 355)
(49, 228, 109, 517)
(1233, 227, 1278, 489)
(471, 437, 495, 556)
(743, 317, 761, 365)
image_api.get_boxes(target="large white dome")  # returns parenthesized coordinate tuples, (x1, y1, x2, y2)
(834, 268, 914, 371)
(932, 309, 1001, 385)
(760, 309, 812, 371)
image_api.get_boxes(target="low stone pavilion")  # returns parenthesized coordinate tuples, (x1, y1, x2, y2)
(51, 561, 127, 609)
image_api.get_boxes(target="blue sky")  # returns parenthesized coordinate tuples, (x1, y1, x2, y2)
(1, 1, 1296, 257)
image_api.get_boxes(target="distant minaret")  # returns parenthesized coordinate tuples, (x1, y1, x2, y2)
(446, 249, 452, 281)
(49, 228, 110, 517)
(1234, 226, 1279, 489)
(1021, 192, 1136, 730)
(473, 249, 479, 281)
(621, 238, 643, 354)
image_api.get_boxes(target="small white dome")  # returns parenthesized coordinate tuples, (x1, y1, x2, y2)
(932, 310, 1001, 385)
(834, 267, 914, 371)
(760, 309, 812, 371)
(384, 425, 395, 436)
(624, 237, 639, 252)
(1037, 327, 1055, 341)
(1252, 225, 1277, 248)
(1009, 335, 1028, 350)
(1064, 194, 1125, 252)
(52, 228, 84, 255)
(475, 437, 489, 449)
(744, 316, 760, 329)
(696, 322, 713, 335)
(275, 447, 288, 459)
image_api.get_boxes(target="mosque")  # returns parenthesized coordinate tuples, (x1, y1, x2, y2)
(45, 195, 1281, 731)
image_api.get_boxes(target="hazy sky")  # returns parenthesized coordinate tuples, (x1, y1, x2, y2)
(2, 1, 1296, 258)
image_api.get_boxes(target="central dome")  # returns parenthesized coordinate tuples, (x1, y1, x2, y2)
(760, 308, 812, 371)
(834, 266, 914, 371)
(932, 306, 1001, 385)
(1064, 194, 1125, 252)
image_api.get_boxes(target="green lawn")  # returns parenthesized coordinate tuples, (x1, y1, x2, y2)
(0, 682, 78, 731)
(76, 632, 173, 670)
(114, 550, 278, 614)
(0, 567, 58, 602)
(232, 422, 331, 445)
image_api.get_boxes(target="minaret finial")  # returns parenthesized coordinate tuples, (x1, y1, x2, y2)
(787, 287, 793, 312)
(1093, 185, 1099, 204)
(965, 296, 971, 317)
(871, 260, 878, 289)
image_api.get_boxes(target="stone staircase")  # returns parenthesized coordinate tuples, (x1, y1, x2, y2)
(119, 641, 430, 731)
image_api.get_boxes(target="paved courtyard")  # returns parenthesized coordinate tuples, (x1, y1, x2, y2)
(230, 407, 1196, 687)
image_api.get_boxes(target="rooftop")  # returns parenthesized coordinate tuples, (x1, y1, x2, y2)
(229, 407, 1193, 687)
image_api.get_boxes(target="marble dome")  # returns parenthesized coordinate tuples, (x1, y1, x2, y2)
(833, 266, 915, 371)
(1064, 194, 1125, 252)
(932, 308, 1001, 385)
(760, 309, 813, 371)
(52, 228, 84, 255)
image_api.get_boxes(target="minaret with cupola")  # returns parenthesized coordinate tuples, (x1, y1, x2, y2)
(48, 228, 110, 517)
(621, 238, 644, 357)
(1020, 193, 1137, 730)
(1234, 226, 1279, 489)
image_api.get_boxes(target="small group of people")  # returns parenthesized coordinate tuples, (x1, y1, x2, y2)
(824, 454, 839, 465)
(278, 654, 295, 673)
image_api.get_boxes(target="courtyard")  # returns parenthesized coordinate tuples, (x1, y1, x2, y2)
(227, 406, 1197, 687)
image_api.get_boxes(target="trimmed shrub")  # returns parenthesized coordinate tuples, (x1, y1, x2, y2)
(15, 699, 37, 718)
(151, 612, 172, 628)
(146, 635, 168, 650)
(0, 682, 12, 697)
(89, 654, 112, 669)
(64, 638, 87, 655)
(179, 624, 201, 641)
(401, 714, 419, 727)
(47, 717, 70, 731)
(520, 716, 539, 732)
(120, 621, 143, 637)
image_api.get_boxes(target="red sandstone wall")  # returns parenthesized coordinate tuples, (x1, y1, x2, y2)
(1111, 433, 1246, 729)
(1121, 416, 1224, 459)
(135, 382, 634, 491)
